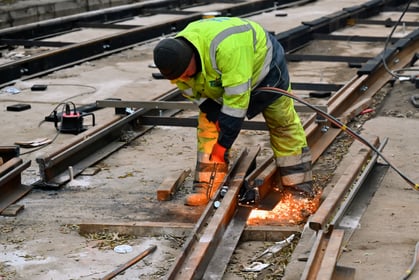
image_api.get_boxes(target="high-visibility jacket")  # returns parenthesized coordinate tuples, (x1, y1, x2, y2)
(174, 17, 272, 149)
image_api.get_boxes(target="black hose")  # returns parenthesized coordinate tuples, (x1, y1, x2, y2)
(400, 242, 419, 280)
(256, 86, 419, 191)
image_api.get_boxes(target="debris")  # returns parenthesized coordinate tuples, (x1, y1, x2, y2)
(2, 86, 20, 94)
(410, 94, 419, 108)
(242, 261, 271, 272)
(152, 72, 165, 79)
(114, 244, 133, 254)
(15, 138, 52, 148)
(31, 84, 48, 91)
(251, 234, 295, 261)
(1, 204, 24, 216)
(157, 169, 191, 201)
(360, 108, 374, 115)
(6, 103, 31, 112)
(84, 232, 136, 250)
(80, 166, 101, 176)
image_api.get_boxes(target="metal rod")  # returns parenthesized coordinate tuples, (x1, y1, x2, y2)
(100, 245, 157, 280)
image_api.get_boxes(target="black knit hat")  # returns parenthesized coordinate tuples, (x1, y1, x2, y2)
(153, 38, 194, 80)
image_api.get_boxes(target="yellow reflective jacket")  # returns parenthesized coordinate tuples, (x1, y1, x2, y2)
(175, 17, 273, 148)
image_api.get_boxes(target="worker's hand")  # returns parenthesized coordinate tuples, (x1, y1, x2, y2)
(210, 142, 228, 163)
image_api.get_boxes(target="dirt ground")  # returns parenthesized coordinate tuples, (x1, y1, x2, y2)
(336, 81, 419, 280)
(0, 1, 419, 280)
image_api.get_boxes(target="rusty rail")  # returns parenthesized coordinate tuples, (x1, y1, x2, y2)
(165, 146, 260, 279)
(0, 146, 31, 215)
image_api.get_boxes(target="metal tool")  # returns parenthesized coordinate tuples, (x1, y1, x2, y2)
(251, 234, 295, 261)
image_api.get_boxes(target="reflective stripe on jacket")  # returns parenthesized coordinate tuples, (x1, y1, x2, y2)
(177, 17, 272, 117)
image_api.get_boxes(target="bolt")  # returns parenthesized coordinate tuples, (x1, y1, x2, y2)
(220, 185, 228, 197)
(68, 166, 74, 181)
(321, 125, 329, 133)
(360, 85, 369, 92)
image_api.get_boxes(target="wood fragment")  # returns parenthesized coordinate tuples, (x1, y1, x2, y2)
(157, 169, 191, 201)
(78, 221, 193, 237)
(1, 204, 24, 216)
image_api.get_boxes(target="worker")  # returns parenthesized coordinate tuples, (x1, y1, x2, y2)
(153, 17, 316, 211)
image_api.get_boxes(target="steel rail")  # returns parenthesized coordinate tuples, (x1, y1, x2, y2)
(0, 0, 302, 87)
(327, 138, 388, 232)
(301, 138, 388, 279)
(304, 28, 419, 161)
(202, 155, 277, 279)
(0, 0, 410, 87)
(165, 146, 260, 280)
(309, 136, 381, 232)
(0, 156, 31, 214)
(33, 89, 182, 188)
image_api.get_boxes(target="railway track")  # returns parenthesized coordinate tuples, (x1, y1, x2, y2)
(0, 0, 418, 279)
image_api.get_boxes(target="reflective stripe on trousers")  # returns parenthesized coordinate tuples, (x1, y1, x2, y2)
(262, 91, 312, 188)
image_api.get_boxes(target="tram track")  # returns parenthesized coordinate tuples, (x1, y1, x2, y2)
(0, 0, 418, 279)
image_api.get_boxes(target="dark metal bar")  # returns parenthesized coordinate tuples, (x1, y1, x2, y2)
(292, 82, 343, 92)
(96, 100, 197, 110)
(313, 33, 392, 42)
(96, 99, 327, 113)
(0, 39, 71, 48)
(354, 19, 419, 27)
(286, 54, 370, 63)
(138, 116, 269, 131)
(76, 22, 142, 29)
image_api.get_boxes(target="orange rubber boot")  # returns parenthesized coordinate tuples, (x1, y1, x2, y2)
(185, 162, 228, 206)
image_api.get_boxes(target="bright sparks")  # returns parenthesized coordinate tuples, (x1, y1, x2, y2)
(247, 190, 321, 225)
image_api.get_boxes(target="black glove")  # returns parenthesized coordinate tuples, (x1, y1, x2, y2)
(199, 98, 222, 123)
